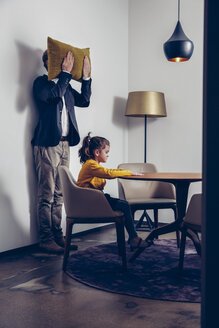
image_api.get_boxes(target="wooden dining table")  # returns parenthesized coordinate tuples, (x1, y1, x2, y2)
(120, 172, 202, 261)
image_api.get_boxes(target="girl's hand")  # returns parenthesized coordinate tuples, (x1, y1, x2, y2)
(131, 172, 144, 176)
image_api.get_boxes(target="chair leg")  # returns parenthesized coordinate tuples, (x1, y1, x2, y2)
(173, 206, 180, 248)
(154, 209, 159, 238)
(178, 227, 187, 274)
(63, 219, 73, 271)
(116, 220, 127, 271)
(115, 221, 121, 256)
(131, 208, 135, 221)
(186, 228, 201, 256)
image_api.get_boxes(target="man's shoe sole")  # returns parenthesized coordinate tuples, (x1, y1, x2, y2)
(39, 243, 64, 254)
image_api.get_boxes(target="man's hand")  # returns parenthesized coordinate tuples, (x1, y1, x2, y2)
(62, 51, 74, 73)
(82, 56, 91, 79)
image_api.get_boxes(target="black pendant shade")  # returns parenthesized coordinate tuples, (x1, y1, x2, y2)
(163, 20, 194, 62)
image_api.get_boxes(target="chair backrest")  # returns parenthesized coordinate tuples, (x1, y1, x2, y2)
(184, 193, 202, 227)
(58, 166, 118, 218)
(117, 163, 175, 201)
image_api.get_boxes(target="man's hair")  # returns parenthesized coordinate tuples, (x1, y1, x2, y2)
(42, 50, 48, 69)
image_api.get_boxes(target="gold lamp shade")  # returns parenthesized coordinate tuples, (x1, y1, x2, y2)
(125, 91, 167, 117)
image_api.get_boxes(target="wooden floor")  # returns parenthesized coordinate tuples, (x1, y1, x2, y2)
(0, 226, 200, 328)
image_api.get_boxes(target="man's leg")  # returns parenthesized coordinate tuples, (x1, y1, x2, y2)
(52, 141, 69, 246)
(51, 141, 78, 251)
(34, 145, 63, 253)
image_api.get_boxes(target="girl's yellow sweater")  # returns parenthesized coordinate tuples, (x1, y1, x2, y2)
(77, 159, 132, 190)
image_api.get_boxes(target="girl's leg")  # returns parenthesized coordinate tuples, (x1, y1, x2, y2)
(104, 194, 137, 241)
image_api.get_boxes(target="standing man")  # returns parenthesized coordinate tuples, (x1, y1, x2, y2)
(32, 50, 91, 253)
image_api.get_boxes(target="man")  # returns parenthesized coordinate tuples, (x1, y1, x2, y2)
(32, 50, 92, 253)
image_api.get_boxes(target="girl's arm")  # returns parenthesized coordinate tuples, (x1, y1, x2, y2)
(88, 161, 132, 179)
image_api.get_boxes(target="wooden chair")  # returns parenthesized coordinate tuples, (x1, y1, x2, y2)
(58, 166, 127, 272)
(117, 163, 178, 243)
(178, 193, 202, 274)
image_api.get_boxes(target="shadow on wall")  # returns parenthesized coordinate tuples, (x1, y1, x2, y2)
(0, 178, 27, 251)
(15, 41, 45, 243)
(112, 96, 129, 164)
(112, 96, 127, 128)
(113, 96, 143, 131)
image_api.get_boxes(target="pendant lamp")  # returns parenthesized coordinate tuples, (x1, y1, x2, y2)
(163, 0, 194, 62)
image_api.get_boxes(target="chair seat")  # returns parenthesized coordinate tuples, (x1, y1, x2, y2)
(127, 198, 176, 205)
(67, 211, 125, 223)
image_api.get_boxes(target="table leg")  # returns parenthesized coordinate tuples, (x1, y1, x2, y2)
(175, 181, 190, 222)
(144, 181, 189, 239)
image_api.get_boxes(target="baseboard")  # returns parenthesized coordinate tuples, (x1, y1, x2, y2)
(0, 221, 169, 257)
(0, 223, 114, 257)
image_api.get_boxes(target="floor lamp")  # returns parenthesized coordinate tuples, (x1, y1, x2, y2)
(125, 91, 167, 230)
(125, 91, 167, 162)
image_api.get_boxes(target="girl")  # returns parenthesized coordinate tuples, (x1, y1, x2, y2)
(77, 133, 148, 250)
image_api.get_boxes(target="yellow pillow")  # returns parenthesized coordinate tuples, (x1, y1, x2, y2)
(47, 36, 91, 81)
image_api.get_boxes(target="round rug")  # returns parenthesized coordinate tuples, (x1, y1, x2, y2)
(65, 239, 201, 303)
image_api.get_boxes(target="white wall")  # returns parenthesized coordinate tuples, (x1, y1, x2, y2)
(0, 0, 129, 252)
(128, 0, 204, 222)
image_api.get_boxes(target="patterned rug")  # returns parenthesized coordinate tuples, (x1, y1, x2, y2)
(66, 239, 201, 303)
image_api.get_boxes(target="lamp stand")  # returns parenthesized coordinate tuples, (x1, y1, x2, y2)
(144, 115, 147, 163)
(136, 115, 155, 231)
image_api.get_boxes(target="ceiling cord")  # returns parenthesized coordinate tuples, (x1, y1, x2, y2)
(178, 0, 180, 21)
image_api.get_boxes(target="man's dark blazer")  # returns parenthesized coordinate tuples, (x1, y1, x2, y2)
(32, 71, 92, 147)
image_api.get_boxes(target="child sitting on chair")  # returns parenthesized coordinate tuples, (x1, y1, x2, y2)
(77, 132, 148, 251)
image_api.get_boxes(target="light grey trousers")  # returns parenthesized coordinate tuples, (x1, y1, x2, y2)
(34, 141, 70, 243)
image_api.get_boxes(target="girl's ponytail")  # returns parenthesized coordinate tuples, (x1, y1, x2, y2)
(78, 132, 92, 163)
